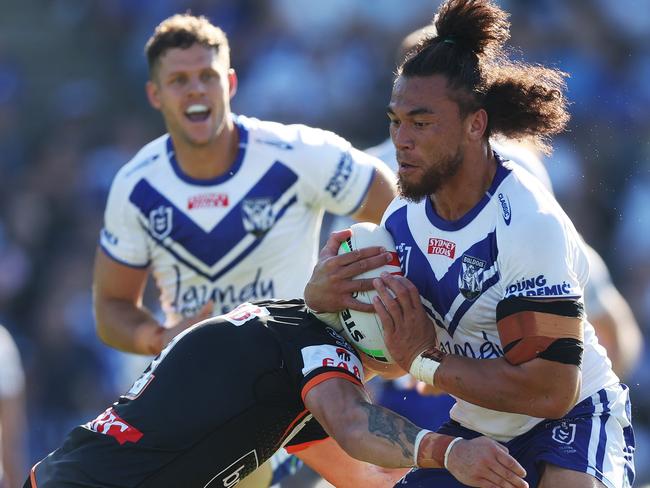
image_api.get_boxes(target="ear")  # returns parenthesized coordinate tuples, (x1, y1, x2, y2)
(227, 68, 238, 99)
(466, 108, 488, 141)
(146, 80, 162, 110)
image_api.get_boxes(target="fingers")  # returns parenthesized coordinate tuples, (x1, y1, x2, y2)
(373, 277, 402, 323)
(320, 229, 352, 258)
(341, 295, 376, 313)
(372, 294, 395, 336)
(330, 248, 393, 276)
(479, 447, 527, 488)
(495, 449, 527, 478)
(378, 273, 420, 310)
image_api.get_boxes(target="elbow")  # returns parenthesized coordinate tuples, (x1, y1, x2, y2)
(95, 317, 112, 346)
(93, 303, 114, 347)
(327, 404, 369, 459)
(530, 380, 581, 419)
(536, 398, 575, 419)
(333, 425, 367, 459)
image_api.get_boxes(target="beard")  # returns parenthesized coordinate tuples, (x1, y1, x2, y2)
(398, 149, 463, 202)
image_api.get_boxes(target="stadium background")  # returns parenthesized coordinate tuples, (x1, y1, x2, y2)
(1, 0, 649, 484)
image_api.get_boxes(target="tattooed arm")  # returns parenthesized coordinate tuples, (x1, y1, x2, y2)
(304, 378, 529, 488)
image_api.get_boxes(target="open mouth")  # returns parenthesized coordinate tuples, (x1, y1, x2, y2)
(185, 104, 211, 122)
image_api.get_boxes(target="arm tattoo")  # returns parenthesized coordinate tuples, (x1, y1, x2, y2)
(360, 402, 420, 460)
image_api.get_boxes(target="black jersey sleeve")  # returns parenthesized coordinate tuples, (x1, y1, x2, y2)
(290, 316, 364, 402)
(284, 417, 329, 453)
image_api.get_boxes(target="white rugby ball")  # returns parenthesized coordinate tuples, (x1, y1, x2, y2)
(338, 222, 402, 363)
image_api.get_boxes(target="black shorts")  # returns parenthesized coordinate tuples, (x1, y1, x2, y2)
(27, 300, 363, 488)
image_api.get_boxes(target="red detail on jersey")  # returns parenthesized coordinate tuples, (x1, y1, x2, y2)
(427, 238, 456, 258)
(85, 407, 143, 445)
(388, 251, 402, 271)
(187, 193, 229, 209)
(224, 303, 267, 325)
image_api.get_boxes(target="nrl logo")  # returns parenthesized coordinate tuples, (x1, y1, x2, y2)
(551, 423, 576, 445)
(242, 198, 276, 237)
(458, 254, 486, 301)
(149, 205, 173, 240)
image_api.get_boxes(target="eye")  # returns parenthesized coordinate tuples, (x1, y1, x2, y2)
(413, 121, 430, 128)
(171, 74, 187, 86)
(388, 116, 400, 127)
(201, 71, 216, 82)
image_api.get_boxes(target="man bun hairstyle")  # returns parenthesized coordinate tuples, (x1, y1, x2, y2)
(399, 0, 569, 154)
(145, 13, 230, 79)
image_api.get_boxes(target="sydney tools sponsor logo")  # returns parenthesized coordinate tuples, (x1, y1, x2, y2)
(427, 238, 456, 258)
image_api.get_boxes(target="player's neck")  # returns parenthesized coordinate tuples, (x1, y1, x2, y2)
(430, 146, 497, 222)
(171, 121, 239, 180)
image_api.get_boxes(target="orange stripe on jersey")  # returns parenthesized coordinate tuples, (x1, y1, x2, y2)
(498, 311, 583, 365)
(498, 310, 583, 345)
(301, 371, 363, 403)
(30, 460, 41, 488)
(278, 409, 310, 446)
(286, 437, 330, 454)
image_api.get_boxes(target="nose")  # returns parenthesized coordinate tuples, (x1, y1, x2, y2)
(391, 124, 414, 151)
(187, 77, 206, 96)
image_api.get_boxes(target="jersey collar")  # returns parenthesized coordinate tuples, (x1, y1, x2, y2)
(166, 114, 249, 186)
(425, 152, 511, 231)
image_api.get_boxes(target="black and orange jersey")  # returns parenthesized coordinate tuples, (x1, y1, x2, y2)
(27, 299, 364, 488)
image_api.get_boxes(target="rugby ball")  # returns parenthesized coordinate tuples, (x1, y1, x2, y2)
(338, 223, 402, 363)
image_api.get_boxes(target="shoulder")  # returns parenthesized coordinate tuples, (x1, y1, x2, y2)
(111, 134, 169, 189)
(239, 114, 351, 156)
(495, 163, 570, 240)
(381, 196, 409, 226)
(365, 138, 397, 170)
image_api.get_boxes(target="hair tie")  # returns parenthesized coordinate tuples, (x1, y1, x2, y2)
(443, 38, 456, 45)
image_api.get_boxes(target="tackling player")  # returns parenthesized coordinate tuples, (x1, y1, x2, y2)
(25, 300, 527, 488)
(305, 1, 635, 487)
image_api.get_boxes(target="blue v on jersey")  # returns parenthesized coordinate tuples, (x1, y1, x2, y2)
(99, 115, 378, 323)
(382, 155, 619, 441)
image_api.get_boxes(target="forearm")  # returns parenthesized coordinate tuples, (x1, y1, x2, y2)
(434, 355, 580, 418)
(336, 401, 452, 469)
(95, 298, 163, 355)
(1, 395, 27, 488)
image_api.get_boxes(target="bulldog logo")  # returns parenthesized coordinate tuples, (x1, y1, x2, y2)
(458, 254, 486, 301)
(242, 198, 275, 237)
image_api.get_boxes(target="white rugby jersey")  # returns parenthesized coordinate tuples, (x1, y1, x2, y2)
(382, 156, 619, 441)
(100, 115, 376, 324)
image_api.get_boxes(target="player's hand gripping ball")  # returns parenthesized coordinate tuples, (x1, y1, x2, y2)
(338, 223, 402, 363)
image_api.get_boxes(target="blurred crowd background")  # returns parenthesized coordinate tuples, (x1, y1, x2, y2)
(0, 0, 649, 485)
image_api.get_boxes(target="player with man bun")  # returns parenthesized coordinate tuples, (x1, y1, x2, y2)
(306, 1, 636, 487)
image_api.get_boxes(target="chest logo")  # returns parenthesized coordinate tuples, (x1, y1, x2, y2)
(242, 198, 276, 237)
(427, 238, 456, 258)
(458, 254, 486, 301)
(149, 205, 173, 240)
(187, 192, 229, 210)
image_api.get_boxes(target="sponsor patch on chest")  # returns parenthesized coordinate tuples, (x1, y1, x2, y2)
(427, 238, 456, 258)
(187, 192, 229, 209)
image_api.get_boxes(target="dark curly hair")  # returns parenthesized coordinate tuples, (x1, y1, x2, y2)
(399, 0, 569, 154)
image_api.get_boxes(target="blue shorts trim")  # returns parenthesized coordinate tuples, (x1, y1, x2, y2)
(396, 384, 635, 488)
